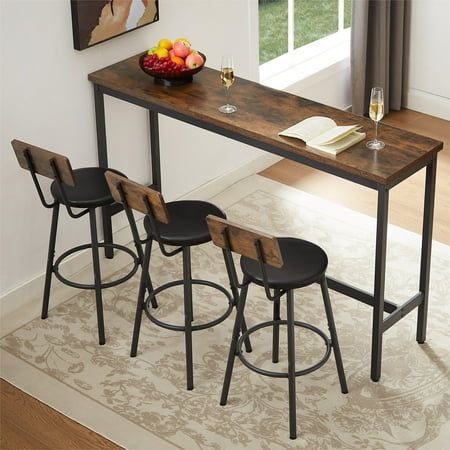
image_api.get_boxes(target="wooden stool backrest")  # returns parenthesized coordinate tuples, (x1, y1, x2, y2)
(105, 171, 170, 224)
(206, 215, 284, 268)
(11, 139, 75, 186)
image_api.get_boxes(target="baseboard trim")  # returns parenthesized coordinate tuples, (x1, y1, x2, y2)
(0, 221, 143, 339)
(179, 152, 281, 201)
(405, 88, 450, 121)
(0, 153, 280, 338)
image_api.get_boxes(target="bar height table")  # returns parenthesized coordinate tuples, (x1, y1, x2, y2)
(88, 53, 443, 381)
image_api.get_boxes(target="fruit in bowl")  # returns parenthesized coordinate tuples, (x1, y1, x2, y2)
(139, 37, 206, 85)
(185, 52, 204, 69)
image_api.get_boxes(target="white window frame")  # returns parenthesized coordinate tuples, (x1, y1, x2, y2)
(260, 0, 351, 85)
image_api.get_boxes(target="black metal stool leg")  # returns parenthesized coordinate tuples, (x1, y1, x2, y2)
(320, 276, 348, 394)
(89, 209, 106, 345)
(229, 284, 252, 353)
(286, 289, 297, 439)
(239, 310, 252, 353)
(272, 290, 281, 363)
(41, 203, 60, 319)
(220, 280, 249, 405)
(183, 247, 194, 390)
(130, 239, 153, 357)
(137, 239, 157, 309)
(146, 274, 157, 309)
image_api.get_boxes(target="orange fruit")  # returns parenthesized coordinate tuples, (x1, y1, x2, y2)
(171, 56, 185, 66)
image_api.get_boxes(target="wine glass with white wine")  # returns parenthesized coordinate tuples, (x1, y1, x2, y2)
(219, 55, 237, 114)
(366, 87, 385, 150)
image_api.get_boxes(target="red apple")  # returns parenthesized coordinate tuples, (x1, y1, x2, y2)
(173, 40, 190, 58)
(168, 49, 176, 59)
(185, 52, 204, 69)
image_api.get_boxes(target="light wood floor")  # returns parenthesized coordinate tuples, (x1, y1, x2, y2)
(1, 109, 448, 449)
(260, 109, 450, 245)
(0, 379, 121, 450)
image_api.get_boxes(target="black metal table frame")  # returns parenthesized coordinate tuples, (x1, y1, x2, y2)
(92, 82, 437, 382)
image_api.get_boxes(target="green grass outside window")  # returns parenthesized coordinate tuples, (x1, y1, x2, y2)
(259, 0, 352, 65)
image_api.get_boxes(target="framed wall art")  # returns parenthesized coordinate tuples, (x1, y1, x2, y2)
(71, 0, 159, 51)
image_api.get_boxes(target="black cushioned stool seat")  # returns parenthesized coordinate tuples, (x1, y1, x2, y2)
(241, 237, 328, 290)
(144, 200, 226, 246)
(51, 167, 125, 208)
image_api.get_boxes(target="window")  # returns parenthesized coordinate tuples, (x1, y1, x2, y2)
(259, 0, 351, 83)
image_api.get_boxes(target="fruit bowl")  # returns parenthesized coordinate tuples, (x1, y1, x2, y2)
(139, 52, 206, 86)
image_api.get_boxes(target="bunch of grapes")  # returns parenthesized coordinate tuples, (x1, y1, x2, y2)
(142, 54, 187, 75)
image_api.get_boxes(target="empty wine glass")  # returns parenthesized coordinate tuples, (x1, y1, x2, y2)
(366, 87, 385, 150)
(219, 55, 237, 114)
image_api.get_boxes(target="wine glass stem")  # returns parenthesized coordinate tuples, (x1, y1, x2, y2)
(375, 120, 379, 142)
(226, 87, 231, 106)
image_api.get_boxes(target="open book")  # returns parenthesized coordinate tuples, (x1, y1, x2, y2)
(279, 116, 366, 155)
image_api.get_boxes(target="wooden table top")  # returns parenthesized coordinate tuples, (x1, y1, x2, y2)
(88, 53, 443, 189)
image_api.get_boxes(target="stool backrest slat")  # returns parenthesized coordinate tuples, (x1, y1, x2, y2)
(11, 139, 75, 186)
(207, 215, 284, 268)
(105, 171, 170, 224)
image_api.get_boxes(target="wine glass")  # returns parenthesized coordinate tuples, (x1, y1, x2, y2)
(219, 55, 237, 114)
(366, 87, 385, 150)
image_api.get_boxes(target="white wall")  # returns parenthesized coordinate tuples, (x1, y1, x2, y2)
(406, 0, 450, 120)
(283, 59, 351, 110)
(0, 0, 262, 296)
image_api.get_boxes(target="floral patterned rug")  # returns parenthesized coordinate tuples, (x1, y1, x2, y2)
(1, 175, 449, 449)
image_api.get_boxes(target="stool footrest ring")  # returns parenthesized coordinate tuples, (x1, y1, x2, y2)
(144, 279, 233, 332)
(53, 243, 139, 290)
(237, 320, 331, 378)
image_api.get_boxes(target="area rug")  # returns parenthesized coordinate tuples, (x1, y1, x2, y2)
(1, 174, 449, 449)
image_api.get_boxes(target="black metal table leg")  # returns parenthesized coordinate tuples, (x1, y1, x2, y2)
(94, 83, 114, 259)
(417, 157, 437, 343)
(149, 111, 162, 192)
(371, 186, 389, 382)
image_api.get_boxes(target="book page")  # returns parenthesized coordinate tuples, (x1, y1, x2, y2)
(307, 131, 366, 155)
(279, 116, 336, 142)
(308, 125, 361, 146)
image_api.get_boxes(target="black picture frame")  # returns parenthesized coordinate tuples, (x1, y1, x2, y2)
(71, 0, 159, 51)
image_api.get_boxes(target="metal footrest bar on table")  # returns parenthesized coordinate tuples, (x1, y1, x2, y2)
(326, 276, 398, 313)
(326, 277, 425, 332)
(382, 292, 424, 332)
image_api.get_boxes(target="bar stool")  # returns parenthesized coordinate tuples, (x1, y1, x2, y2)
(206, 215, 348, 439)
(11, 139, 144, 345)
(105, 171, 252, 390)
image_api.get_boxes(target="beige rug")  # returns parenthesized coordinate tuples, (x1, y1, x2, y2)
(1, 175, 449, 449)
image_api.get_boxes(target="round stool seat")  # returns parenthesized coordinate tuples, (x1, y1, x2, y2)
(51, 167, 125, 208)
(241, 237, 328, 290)
(144, 200, 226, 247)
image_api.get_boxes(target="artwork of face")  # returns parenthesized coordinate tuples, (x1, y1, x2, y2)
(71, 0, 159, 50)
